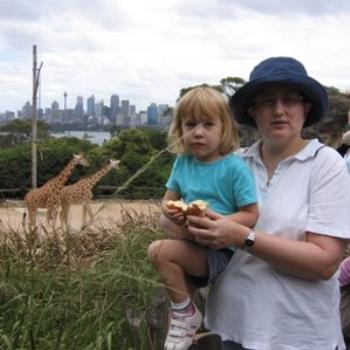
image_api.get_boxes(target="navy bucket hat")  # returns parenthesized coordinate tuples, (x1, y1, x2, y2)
(230, 57, 328, 127)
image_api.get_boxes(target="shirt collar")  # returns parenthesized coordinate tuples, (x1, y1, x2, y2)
(242, 138, 325, 162)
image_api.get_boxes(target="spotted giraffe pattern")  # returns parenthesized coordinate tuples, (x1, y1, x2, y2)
(59, 159, 120, 229)
(24, 153, 89, 229)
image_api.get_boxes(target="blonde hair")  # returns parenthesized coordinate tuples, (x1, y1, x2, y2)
(168, 87, 240, 154)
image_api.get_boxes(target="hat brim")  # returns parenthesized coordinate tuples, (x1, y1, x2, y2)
(230, 73, 328, 128)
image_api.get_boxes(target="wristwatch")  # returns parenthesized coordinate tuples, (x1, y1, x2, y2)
(242, 230, 256, 251)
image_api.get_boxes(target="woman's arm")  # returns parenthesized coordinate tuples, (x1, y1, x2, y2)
(187, 211, 348, 280)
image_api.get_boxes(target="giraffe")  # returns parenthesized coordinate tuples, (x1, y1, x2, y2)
(59, 159, 120, 230)
(24, 153, 89, 229)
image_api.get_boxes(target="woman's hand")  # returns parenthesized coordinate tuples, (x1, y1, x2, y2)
(186, 210, 250, 249)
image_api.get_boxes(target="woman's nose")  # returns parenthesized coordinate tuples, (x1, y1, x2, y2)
(272, 99, 285, 115)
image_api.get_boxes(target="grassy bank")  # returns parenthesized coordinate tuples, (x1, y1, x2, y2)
(0, 209, 168, 349)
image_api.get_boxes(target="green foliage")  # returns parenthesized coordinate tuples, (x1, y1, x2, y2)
(94, 128, 172, 199)
(220, 76, 246, 95)
(0, 128, 174, 199)
(0, 138, 95, 196)
(0, 144, 31, 191)
(0, 119, 50, 139)
(0, 214, 167, 349)
(178, 83, 222, 100)
(176, 77, 246, 101)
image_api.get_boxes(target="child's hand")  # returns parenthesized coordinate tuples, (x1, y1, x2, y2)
(168, 208, 187, 226)
(162, 201, 186, 226)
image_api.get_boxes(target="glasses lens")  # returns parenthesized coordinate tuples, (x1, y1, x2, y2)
(253, 93, 303, 108)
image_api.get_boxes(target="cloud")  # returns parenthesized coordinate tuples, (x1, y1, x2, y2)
(0, 0, 349, 114)
(176, 0, 350, 19)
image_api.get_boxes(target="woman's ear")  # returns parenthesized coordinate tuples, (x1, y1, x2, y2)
(304, 102, 312, 116)
(247, 106, 256, 120)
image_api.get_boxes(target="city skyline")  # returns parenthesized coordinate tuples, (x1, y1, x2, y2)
(0, 92, 168, 115)
(0, 91, 171, 128)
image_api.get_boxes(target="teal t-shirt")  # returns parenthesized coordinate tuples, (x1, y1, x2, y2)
(166, 153, 257, 215)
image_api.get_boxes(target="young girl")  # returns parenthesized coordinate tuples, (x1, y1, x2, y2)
(147, 87, 258, 350)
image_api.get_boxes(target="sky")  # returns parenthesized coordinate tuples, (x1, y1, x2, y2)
(0, 0, 350, 113)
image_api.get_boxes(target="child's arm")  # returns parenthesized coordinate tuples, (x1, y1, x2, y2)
(226, 203, 258, 228)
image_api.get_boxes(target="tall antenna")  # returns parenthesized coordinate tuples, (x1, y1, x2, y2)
(31, 45, 43, 188)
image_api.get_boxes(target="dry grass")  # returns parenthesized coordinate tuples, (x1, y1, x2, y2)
(0, 206, 168, 349)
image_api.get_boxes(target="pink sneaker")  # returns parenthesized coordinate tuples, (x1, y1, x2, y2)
(164, 303, 203, 350)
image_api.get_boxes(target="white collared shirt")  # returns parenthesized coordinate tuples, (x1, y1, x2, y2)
(205, 139, 350, 350)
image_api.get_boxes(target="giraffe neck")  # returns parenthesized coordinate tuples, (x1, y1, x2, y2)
(54, 159, 77, 188)
(86, 164, 114, 188)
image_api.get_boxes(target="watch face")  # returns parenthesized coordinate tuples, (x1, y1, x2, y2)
(245, 239, 254, 247)
(244, 231, 255, 249)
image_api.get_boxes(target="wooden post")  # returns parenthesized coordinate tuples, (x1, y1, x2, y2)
(31, 45, 43, 189)
(31, 45, 37, 188)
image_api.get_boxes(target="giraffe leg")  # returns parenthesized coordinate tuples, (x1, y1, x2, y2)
(27, 207, 38, 230)
(82, 203, 87, 228)
(60, 204, 70, 231)
(86, 202, 94, 223)
(51, 206, 59, 230)
(47, 206, 56, 230)
(82, 202, 94, 228)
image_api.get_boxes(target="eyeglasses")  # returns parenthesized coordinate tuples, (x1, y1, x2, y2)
(252, 93, 304, 109)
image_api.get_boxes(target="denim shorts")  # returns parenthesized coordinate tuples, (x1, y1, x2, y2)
(189, 247, 234, 287)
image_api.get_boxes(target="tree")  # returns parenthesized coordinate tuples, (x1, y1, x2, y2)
(0, 119, 50, 139)
(220, 77, 246, 96)
(178, 83, 221, 100)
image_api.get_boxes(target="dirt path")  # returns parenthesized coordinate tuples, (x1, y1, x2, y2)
(0, 199, 162, 231)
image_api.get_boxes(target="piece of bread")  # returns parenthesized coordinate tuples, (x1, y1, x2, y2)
(166, 200, 188, 211)
(184, 200, 208, 217)
(166, 199, 208, 217)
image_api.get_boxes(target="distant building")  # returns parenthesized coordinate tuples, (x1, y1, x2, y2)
(158, 104, 170, 126)
(51, 101, 60, 123)
(147, 103, 158, 125)
(87, 95, 95, 117)
(121, 100, 130, 126)
(22, 101, 32, 119)
(110, 94, 120, 125)
(139, 110, 148, 125)
(74, 96, 84, 123)
(0, 111, 15, 123)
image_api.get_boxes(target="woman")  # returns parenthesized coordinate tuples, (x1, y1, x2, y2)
(187, 57, 350, 350)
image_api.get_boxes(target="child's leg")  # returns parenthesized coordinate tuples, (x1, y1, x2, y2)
(148, 238, 206, 350)
(159, 214, 196, 240)
(147, 238, 208, 303)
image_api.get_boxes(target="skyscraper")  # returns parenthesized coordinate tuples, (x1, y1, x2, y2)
(87, 95, 95, 117)
(95, 100, 104, 119)
(63, 91, 68, 123)
(110, 94, 119, 125)
(158, 103, 170, 126)
(22, 101, 32, 119)
(147, 103, 158, 125)
(51, 101, 60, 123)
(74, 96, 84, 122)
(121, 100, 130, 126)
